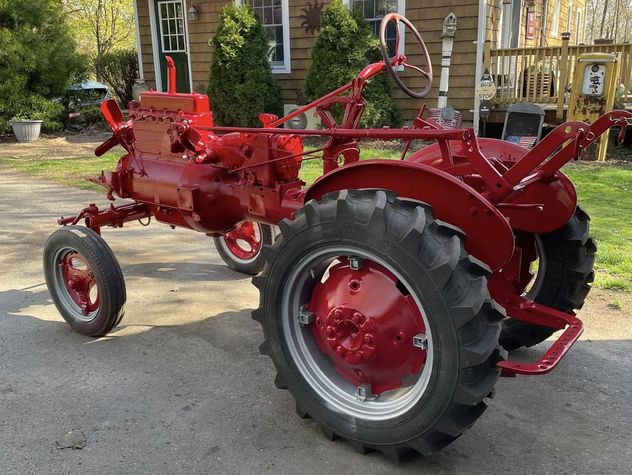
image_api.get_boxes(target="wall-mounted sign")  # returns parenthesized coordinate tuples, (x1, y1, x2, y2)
(582, 63, 606, 96)
(478, 72, 496, 100)
(527, 11, 536, 40)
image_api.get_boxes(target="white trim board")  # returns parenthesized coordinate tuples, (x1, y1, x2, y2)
(133, 0, 144, 80)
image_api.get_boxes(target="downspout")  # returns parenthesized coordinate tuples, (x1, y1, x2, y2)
(133, 0, 144, 80)
(473, 0, 487, 135)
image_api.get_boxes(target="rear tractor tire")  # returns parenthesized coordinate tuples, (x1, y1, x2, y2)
(253, 189, 506, 460)
(214, 221, 273, 275)
(499, 206, 596, 351)
(43, 225, 126, 337)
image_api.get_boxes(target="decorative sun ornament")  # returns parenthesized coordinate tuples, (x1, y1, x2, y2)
(299, 0, 324, 35)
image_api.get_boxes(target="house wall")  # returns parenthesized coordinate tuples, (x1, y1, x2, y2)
(136, 0, 493, 124)
(486, 0, 587, 49)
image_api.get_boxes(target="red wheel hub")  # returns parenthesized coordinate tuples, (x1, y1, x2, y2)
(309, 259, 427, 395)
(59, 252, 99, 314)
(222, 221, 262, 260)
(322, 306, 377, 364)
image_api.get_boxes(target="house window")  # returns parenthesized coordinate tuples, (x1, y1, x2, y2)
(551, 0, 561, 37)
(347, 0, 405, 57)
(158, 1, 187, 53)
(239, 0, 291, 73)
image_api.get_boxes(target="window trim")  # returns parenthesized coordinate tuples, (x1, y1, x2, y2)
(235, 0, 291, 74)
(344, 0, 406, 59)
(157, 0, 188, 53)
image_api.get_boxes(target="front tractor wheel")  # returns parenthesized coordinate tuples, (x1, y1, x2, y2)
(44, 225, 126, 337)
(214, 221, 273, 275)
(253, 190, 505, 460)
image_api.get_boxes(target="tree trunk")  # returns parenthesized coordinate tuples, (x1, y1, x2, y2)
(600, 0, 610, 38)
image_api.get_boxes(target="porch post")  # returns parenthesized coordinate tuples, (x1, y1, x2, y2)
(473, 0, 487, 135)
(556, 32, 571, 122)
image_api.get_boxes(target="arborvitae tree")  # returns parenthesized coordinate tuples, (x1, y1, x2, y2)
(304, 0, 401, 128)
(0, 0, 88, 131)
(207, 4, 283, 127)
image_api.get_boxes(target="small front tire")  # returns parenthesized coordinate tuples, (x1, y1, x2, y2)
(43, 226, 126, 337)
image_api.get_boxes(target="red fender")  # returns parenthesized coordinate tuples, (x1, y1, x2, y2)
(407, 138, 577, 234)
(407, 137, 529, 168)
(305, 160, 515, 271)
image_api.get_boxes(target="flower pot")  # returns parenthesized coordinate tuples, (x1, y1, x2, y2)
(11, 120, 43, 143)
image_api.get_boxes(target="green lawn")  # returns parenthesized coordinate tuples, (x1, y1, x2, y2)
(0, 153, 121, 191)
(1, 149, 630, 293)
(563, 163, 632, 292)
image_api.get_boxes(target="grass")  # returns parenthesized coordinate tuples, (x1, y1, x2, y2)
(563, 162, 632, 292)
(1, 147, 631, 293)
(0, 153, 121, 191)
(608, 298, 624, 311)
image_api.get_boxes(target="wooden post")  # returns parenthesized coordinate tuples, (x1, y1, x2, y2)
(556, 32, 571, 122)
(484, 40, 492, 74)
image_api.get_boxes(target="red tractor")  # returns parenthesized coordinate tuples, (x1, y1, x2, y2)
(43, 14, 630, 461)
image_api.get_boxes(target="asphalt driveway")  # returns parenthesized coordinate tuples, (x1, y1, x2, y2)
(1, 169, 631, 474)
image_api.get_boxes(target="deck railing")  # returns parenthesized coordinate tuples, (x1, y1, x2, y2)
(486, 35, 632, 121)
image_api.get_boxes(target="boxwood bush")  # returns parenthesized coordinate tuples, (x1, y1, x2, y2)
(207, 4, 282, 127)
(304, 0, 401, 128)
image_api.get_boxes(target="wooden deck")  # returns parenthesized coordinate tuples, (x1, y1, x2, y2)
(486, 37, 632, 123)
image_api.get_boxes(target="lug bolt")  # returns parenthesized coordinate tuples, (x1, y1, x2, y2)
(353, 312, 364, 324)
(363, 334, 373, 345)
(354, 369, 366, 379)
(325, 326, 335, 338)
(333, 308, 343, 319)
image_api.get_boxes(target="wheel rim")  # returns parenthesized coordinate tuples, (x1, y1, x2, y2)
(219, 221, 263, 263)
(51, 247, 99, 321)
(281, 246, 434, 421)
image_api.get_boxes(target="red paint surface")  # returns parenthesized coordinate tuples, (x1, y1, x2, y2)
(309, 260, 426, 395)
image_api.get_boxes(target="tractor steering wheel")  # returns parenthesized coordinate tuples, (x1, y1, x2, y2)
(379, 13, 433, 99)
